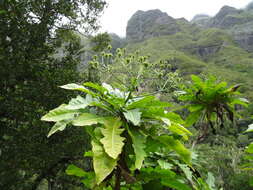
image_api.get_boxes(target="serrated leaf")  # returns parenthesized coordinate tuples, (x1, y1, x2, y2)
(128, 127, 146, 169)
(47, 120, 69, 137)
(123, 109, 142, 126)
(66, 164, 87, 177)
(158, 135, 191, 164)
(72, 113, 106, 126)
(41, 104, 79, 122)
(100, 118, 125, 159)
(92, 140, 117, 184)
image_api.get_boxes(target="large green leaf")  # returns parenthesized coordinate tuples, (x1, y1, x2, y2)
(168, 123, 192, 140)
(123, 109, 142, 126)
(66, 164, 87, 177)
(245, 124, 253, 133)
(173, 160, 193, 183)
(60, 83, 94, 95)
(72, 113, 106, 126)
(92, 140, 117, 184)
(66, 164, 95, 189)
(191, 75, 204, 88)
(160, 117, 192, 140)
(158, 135, 191, 164)
(246, 143, 253, 154)
(41, 104, 80, 122)
(127, 96, 155, 109)
(139, 167, 176, 181)
(158, 160, 173, 169)
(65, 95, 90, 110)
(185, 110, 202, 127)
(128, 127, 146, 169)
(100, 118, 125, 159)
(161, 178, 192, 190)
(83, 82, 108, 94)
(47, 120, 70, 137)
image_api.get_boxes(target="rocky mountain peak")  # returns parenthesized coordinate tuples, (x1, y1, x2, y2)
(215, 6, 238, 21)
(126, 9, 180, 42)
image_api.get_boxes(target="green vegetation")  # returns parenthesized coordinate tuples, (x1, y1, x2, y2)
(1, 1, 253, 189)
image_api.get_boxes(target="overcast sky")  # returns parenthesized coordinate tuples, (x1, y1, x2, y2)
(99, 0, 253, 37)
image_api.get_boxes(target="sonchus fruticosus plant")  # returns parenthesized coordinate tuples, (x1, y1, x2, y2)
(41, 82, 207, 190)
(178, 75, 248, 143)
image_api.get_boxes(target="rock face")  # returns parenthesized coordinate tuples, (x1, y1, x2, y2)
(229, 21, 253, 51)
(126, 9, 180, 42)
(191, 14, 211, 27)
(207, 6, 241, 28)
(190, 5, 253, 52)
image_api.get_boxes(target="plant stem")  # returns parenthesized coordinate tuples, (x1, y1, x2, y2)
(114, 166, 121, 190)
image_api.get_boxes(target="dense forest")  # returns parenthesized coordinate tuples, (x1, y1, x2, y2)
(1, 0, 253, 190)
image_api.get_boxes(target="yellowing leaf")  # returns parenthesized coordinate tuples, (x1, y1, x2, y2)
(72, 113, 106, 126)
(100, 118, 125, 159)
(92, 140, 117, 184)
(41, 104, 79, 122)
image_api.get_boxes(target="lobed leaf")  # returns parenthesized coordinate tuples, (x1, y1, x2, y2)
(100, 118, 125, 159)
(128, 127, 147, 170)
(92, 140, 117, 184)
